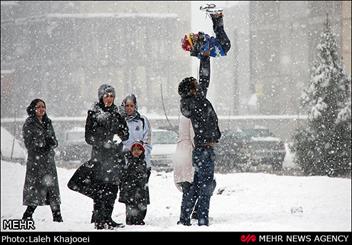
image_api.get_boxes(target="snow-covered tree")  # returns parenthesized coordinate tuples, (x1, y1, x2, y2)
(291, 18, 351, 176)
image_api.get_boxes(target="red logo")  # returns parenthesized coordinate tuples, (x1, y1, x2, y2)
(241, 234, 256, 243)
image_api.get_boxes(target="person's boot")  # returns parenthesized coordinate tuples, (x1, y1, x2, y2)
(91, 202, 101, 223)
(22, 213, 33, 220)
(22, 206, 37, 221)
(53, 211, 63, 222)
(105, 217, 125, 228)
(207, 8, 224, 18)
(94, 222, 105, 230)
(51, 206, 63, 222)
(177, 220, 191, 226)
(105, 203, 124, 228)
(94, 209, 106, 230)
(134, 220, 145, 225)
(210, 11, 224, 28)
(22, 212, 33, 221)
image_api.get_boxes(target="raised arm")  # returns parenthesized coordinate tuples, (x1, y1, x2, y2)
(198, 56, 211, 97)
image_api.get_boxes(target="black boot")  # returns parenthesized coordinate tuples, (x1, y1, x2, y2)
(94, 207, 106, 230)
(105, 217, 125, 228)
(53, 211, 63, 222)
(94, 222, 105, 230)
(105, 203, 124, 228)
(51, 206, 63, 222)
(91, 201, 101, 223)
(22, 206, 36, 221)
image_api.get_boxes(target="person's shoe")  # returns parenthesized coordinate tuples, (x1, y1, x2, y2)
(134, 220, 145, 225)
(198, 218, 209, 226)
(105, 218, 125, 228)
(177, 220, 191, 226)
(207, 8, 223, 17)
(52, 209, 63, 222)
(199, 223, 209, 226)
(94, 222, 105, 230)
(200, 3, 216, 11)
(53, 215, 63, 222)
(209, 9, 224, 28)
(22, 213, 34, 221)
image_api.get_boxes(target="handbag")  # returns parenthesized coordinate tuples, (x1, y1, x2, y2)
(67, 160, 98, 199)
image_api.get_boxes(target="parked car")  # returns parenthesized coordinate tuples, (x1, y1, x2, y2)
(57, 127, 91, 167)
(242, 126, 286, 170)
(150, 128, 178, 172)
(215, 126, 286, 172)
(214, 128, 248, 172)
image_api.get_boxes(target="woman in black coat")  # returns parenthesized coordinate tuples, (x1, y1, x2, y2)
(22, 98, 63, 222)
(119, 142, 150, 225)
(85, 84, 129, 229)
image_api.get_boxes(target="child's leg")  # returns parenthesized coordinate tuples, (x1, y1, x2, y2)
(211, 15, 231, 54)
(137, 206, 147, 224)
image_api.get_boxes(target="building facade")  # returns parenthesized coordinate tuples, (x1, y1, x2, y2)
(1, 1, 192, 118)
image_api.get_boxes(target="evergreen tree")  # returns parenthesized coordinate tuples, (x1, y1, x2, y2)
(291, 18, 351, 176)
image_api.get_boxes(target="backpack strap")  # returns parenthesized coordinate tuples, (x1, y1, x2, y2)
(140, 117, 145, 130)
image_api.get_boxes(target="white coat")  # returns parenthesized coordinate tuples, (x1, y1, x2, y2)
(173, 115, 195, 192)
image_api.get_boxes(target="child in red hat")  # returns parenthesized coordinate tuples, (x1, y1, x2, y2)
(118, 141, 150, 225)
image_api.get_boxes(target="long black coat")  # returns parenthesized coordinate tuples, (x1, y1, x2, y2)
(118, 152, 150, 207)
(85, 102, 129, 184)
(22, 116, 61, 206)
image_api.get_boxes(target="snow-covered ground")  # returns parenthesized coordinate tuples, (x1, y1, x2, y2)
(1, 158, 350, 231)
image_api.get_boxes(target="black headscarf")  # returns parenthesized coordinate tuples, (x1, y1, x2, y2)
(26, 98, 50, 126)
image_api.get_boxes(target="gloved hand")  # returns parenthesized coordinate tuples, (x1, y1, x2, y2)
(45, 136, 57, 147)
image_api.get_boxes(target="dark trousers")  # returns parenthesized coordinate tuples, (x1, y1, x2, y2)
(125, 204, 147, 225)
(179, 147, 215, 226)
(93, 183, 118, 224)
(212, 16, 231, 55)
